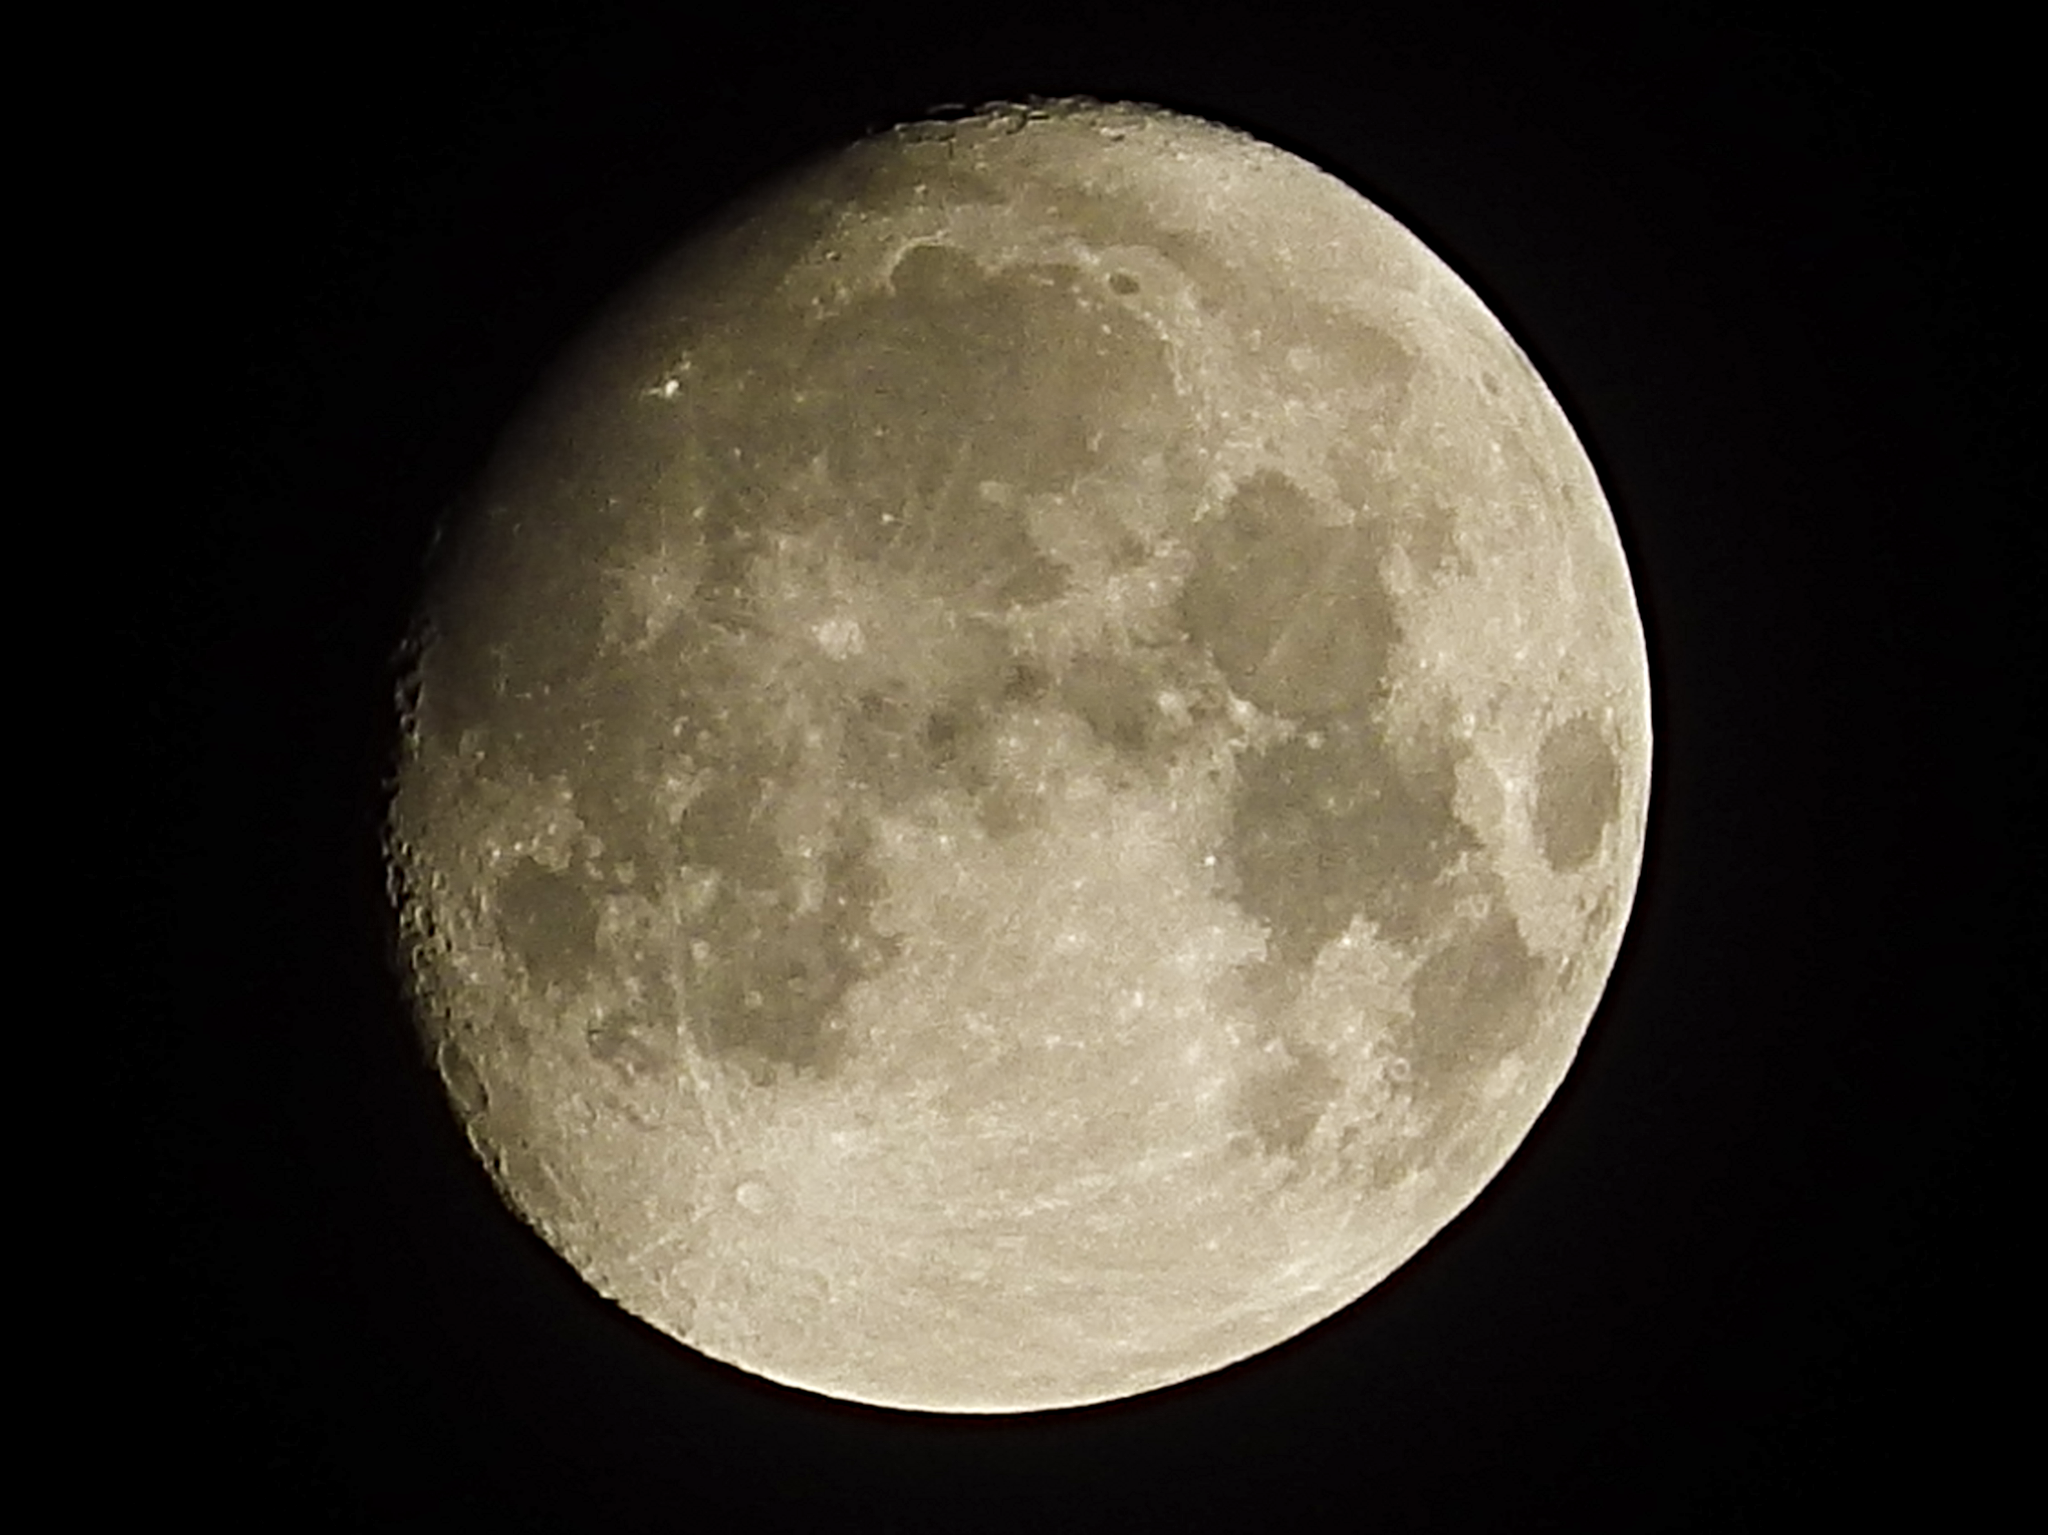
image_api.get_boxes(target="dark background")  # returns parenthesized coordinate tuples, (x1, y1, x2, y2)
(142, 4, 2026, 1529)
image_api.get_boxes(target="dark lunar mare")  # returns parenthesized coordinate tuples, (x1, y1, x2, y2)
(1175, 468, 1552, 1149)
(1182, 471, 1478, 966)
(1402, 889, 1547, 1089)
(1533, 713, 1623, 870)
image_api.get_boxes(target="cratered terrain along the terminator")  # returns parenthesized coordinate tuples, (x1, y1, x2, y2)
(385, 100, 1650, 1413)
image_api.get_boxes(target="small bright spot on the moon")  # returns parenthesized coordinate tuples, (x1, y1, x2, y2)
(1480, 1056, 1525, 1101)
(813, 615, 865, 657)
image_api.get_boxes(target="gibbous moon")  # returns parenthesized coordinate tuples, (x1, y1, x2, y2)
(386, 100, 1650, 1413)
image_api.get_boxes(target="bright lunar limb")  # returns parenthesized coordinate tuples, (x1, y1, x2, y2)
(385, 99, 1651, 1413)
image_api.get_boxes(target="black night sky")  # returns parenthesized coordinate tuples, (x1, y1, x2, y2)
(142, 5, 2025, 1529)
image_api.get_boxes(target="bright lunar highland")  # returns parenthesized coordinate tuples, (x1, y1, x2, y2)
(386, 100, 1651, 1412)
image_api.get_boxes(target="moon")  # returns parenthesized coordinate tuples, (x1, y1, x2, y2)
(385, 99, 1650, 1414)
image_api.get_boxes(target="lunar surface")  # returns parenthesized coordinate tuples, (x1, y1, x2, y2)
(385, 100, 1650, 1413)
